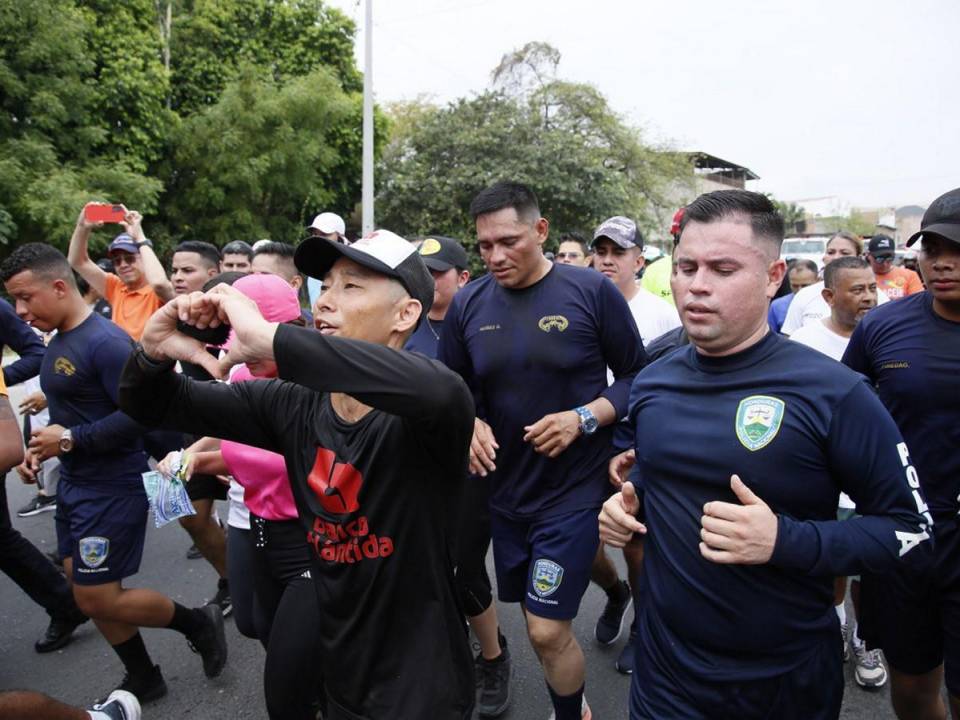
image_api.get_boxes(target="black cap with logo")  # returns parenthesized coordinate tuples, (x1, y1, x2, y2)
(417, 236, 469, 272)
(907, 188, 960, 248)
(867, 234, 896, 258)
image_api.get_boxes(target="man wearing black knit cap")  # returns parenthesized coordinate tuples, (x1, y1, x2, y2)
(118, 229, 476, 720)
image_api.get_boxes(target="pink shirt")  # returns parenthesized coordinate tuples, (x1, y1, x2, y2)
(221, 366, 298, 521)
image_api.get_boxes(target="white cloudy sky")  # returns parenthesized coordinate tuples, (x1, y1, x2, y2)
(328, 0, 957, 209)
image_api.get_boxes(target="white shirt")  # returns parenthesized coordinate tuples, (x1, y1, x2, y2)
(782, 281, 889, 336)
(627, 287, 682, 347)
(788, 320, 856, 510)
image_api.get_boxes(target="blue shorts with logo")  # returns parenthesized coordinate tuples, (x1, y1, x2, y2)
(55, 480, 149, 586)
(489, 506, 600, 620)
(859, 516, 960, 694)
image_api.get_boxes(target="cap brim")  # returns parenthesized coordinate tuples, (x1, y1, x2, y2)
(591, 235, 637, 250)
(421, 257, 455, 272)
(906, 223, 960, 247)
(108, 243, 139, 255)
(295, 236, 401, 282)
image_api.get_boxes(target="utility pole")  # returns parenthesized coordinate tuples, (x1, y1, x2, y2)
(361, 0, 374, 235)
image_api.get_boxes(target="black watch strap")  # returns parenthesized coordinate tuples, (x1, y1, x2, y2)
(133, 343, 175, 374)
(136, 237, 154, 249)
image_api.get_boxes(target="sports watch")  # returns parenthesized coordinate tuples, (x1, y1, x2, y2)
(58, 428, 74, 454)
(574, 406, 599, 436)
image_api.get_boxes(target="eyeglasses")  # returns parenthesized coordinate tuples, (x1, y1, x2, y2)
(111, 254, 138, 267)
(556, 252, 584, 260)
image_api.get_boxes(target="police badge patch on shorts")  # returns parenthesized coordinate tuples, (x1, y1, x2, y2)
(78, 536, 110, 569)
(532, 558, 564, 598)
(735, 395, 785, 451)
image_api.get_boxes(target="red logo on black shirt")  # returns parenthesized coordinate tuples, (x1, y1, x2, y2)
(307, 448, 363, 515)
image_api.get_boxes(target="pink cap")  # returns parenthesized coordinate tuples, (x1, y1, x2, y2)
(233, 273, 301, 323)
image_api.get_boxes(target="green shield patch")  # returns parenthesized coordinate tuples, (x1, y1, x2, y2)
(735, 395, 785, 451)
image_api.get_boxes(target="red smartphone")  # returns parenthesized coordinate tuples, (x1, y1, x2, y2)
(84, 203, 127, 224)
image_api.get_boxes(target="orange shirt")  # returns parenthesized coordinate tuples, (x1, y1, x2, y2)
(875, 266, 925, 300)
(104, 273, 164, 340)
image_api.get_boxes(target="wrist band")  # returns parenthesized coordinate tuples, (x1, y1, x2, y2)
(134, 343, 175, 374)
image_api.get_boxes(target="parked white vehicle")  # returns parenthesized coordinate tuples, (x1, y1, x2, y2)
(780, 236, 830, 270)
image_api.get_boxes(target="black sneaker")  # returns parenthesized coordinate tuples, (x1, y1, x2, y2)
(89, 690, 142, 720)
(35, 610, 89, 653)
(187, 605, 228, 678)
(185, 543, 203, 559)
(98, 665, 167, 706)
(615, 630, 636, 675)
(595, 580, 632, 645)
(476, 638, 512, 718)
(206, 578, 233, 618)
(17, 494, 56, 517)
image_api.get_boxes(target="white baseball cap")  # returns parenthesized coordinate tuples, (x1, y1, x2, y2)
(308, 212, 346, 237)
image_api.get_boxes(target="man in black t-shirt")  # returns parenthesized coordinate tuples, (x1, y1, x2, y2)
(119, 230, 476, 720)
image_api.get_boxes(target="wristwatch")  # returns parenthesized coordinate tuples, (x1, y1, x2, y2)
(58, 429, 74, 454)
(574, 406, 599, 436)
(136, 237, 154, 249)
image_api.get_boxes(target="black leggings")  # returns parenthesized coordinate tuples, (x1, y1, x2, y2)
(454, 477, 494, 617)
(230, 516, 323, 719)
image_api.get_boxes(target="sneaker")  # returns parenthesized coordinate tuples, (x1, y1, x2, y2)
(615, 630, 636, 675)
(99, 665, 167, 706)
(595, 580, 632, 645)
(853, 645, 888, 688)
(17, 494, 56, 517)
(840, 622, 851, 663)
(187, 605, 228, 678)
(35, 610, 89, 653)
(89, 690, 142, 720)
(186, 543, 203, 559)
(547, 696, 591, 720)
(476, 638, 512, 717)
(206, 577, 233, 618)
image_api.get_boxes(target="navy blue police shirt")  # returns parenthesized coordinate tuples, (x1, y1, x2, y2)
(41, 312, 147, 493)
(843, 291, 960, 520)
(440, 264, 646, 519)
(404, 316, 442, 358)
(630, 331, 931, 681)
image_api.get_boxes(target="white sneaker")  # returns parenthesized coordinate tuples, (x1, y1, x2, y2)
(90, 690, 142, 720)
(547, 695, 591, 720)
(853, 645, 888, 688)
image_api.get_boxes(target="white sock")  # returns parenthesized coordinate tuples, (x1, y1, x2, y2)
(835, 603, 847, 626)
(851, 620, 864, 649)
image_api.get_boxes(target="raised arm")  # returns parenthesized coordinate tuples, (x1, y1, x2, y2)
(122, 211, 174, 302)
(67, 207, 108, 297)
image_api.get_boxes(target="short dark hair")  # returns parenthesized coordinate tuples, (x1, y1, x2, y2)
(0, 243, 76, 287)
(824, 256, 870, 290)
(680, 190, 785, 252)
(202, 271, 247, 292)
(222, 241, 254, 260)
(469, 181, 540, 224)
(558, 232, 589, 256)
(174, 241, 221, 269)
(252, 241, 299, 283)
(790, 259, 819, 276)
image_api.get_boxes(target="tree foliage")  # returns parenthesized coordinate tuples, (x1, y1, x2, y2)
(376, 43, 692, 265)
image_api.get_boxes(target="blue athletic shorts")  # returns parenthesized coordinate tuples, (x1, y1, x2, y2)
(858, 516, 960, 694)
(631, 610, 843, 719)
(489, 506, 600, 620)
(56, 480, 149, 586)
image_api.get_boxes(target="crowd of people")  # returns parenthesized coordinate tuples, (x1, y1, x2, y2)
(0, 184, 957, 720)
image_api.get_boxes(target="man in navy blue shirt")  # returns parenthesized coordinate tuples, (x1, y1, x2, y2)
(1, 244, 227, 707)
(405, 236, 470, 358)
(600, 190, 932, 720)
(842, 187, 960, 720)
(441, 182, 646, 720)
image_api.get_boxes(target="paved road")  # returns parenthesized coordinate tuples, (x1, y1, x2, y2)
(0, 395, 898, 718)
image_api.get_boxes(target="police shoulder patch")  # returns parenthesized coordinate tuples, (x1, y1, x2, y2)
(532, 558, 564, 597)
(735, 395, 785, 451)
(78, 536, 110, 568)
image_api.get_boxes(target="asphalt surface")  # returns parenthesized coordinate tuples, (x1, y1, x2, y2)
(0, 384, 899, 719)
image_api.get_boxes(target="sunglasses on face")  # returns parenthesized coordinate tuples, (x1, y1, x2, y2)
(111, 254, 137, 267)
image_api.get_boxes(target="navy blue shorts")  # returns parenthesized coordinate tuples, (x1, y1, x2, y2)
(859, 517, 960, 694)
(631, 612, 843, 719)
(489, 506, 600, 620)
(56, 481, 149, 586)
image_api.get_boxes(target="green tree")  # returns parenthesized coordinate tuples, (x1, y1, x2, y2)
(767, 195, 806, 235)
(163, 65, 382, 246)
(376, 43, 692, 269)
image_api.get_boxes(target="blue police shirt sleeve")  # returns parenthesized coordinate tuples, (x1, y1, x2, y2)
(0, 300, 44, 386)
(597, 280, 647, 418)
(69, 334, 146, 452)
(840, 321, 873, 379)
(769, 381, 932, 576)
